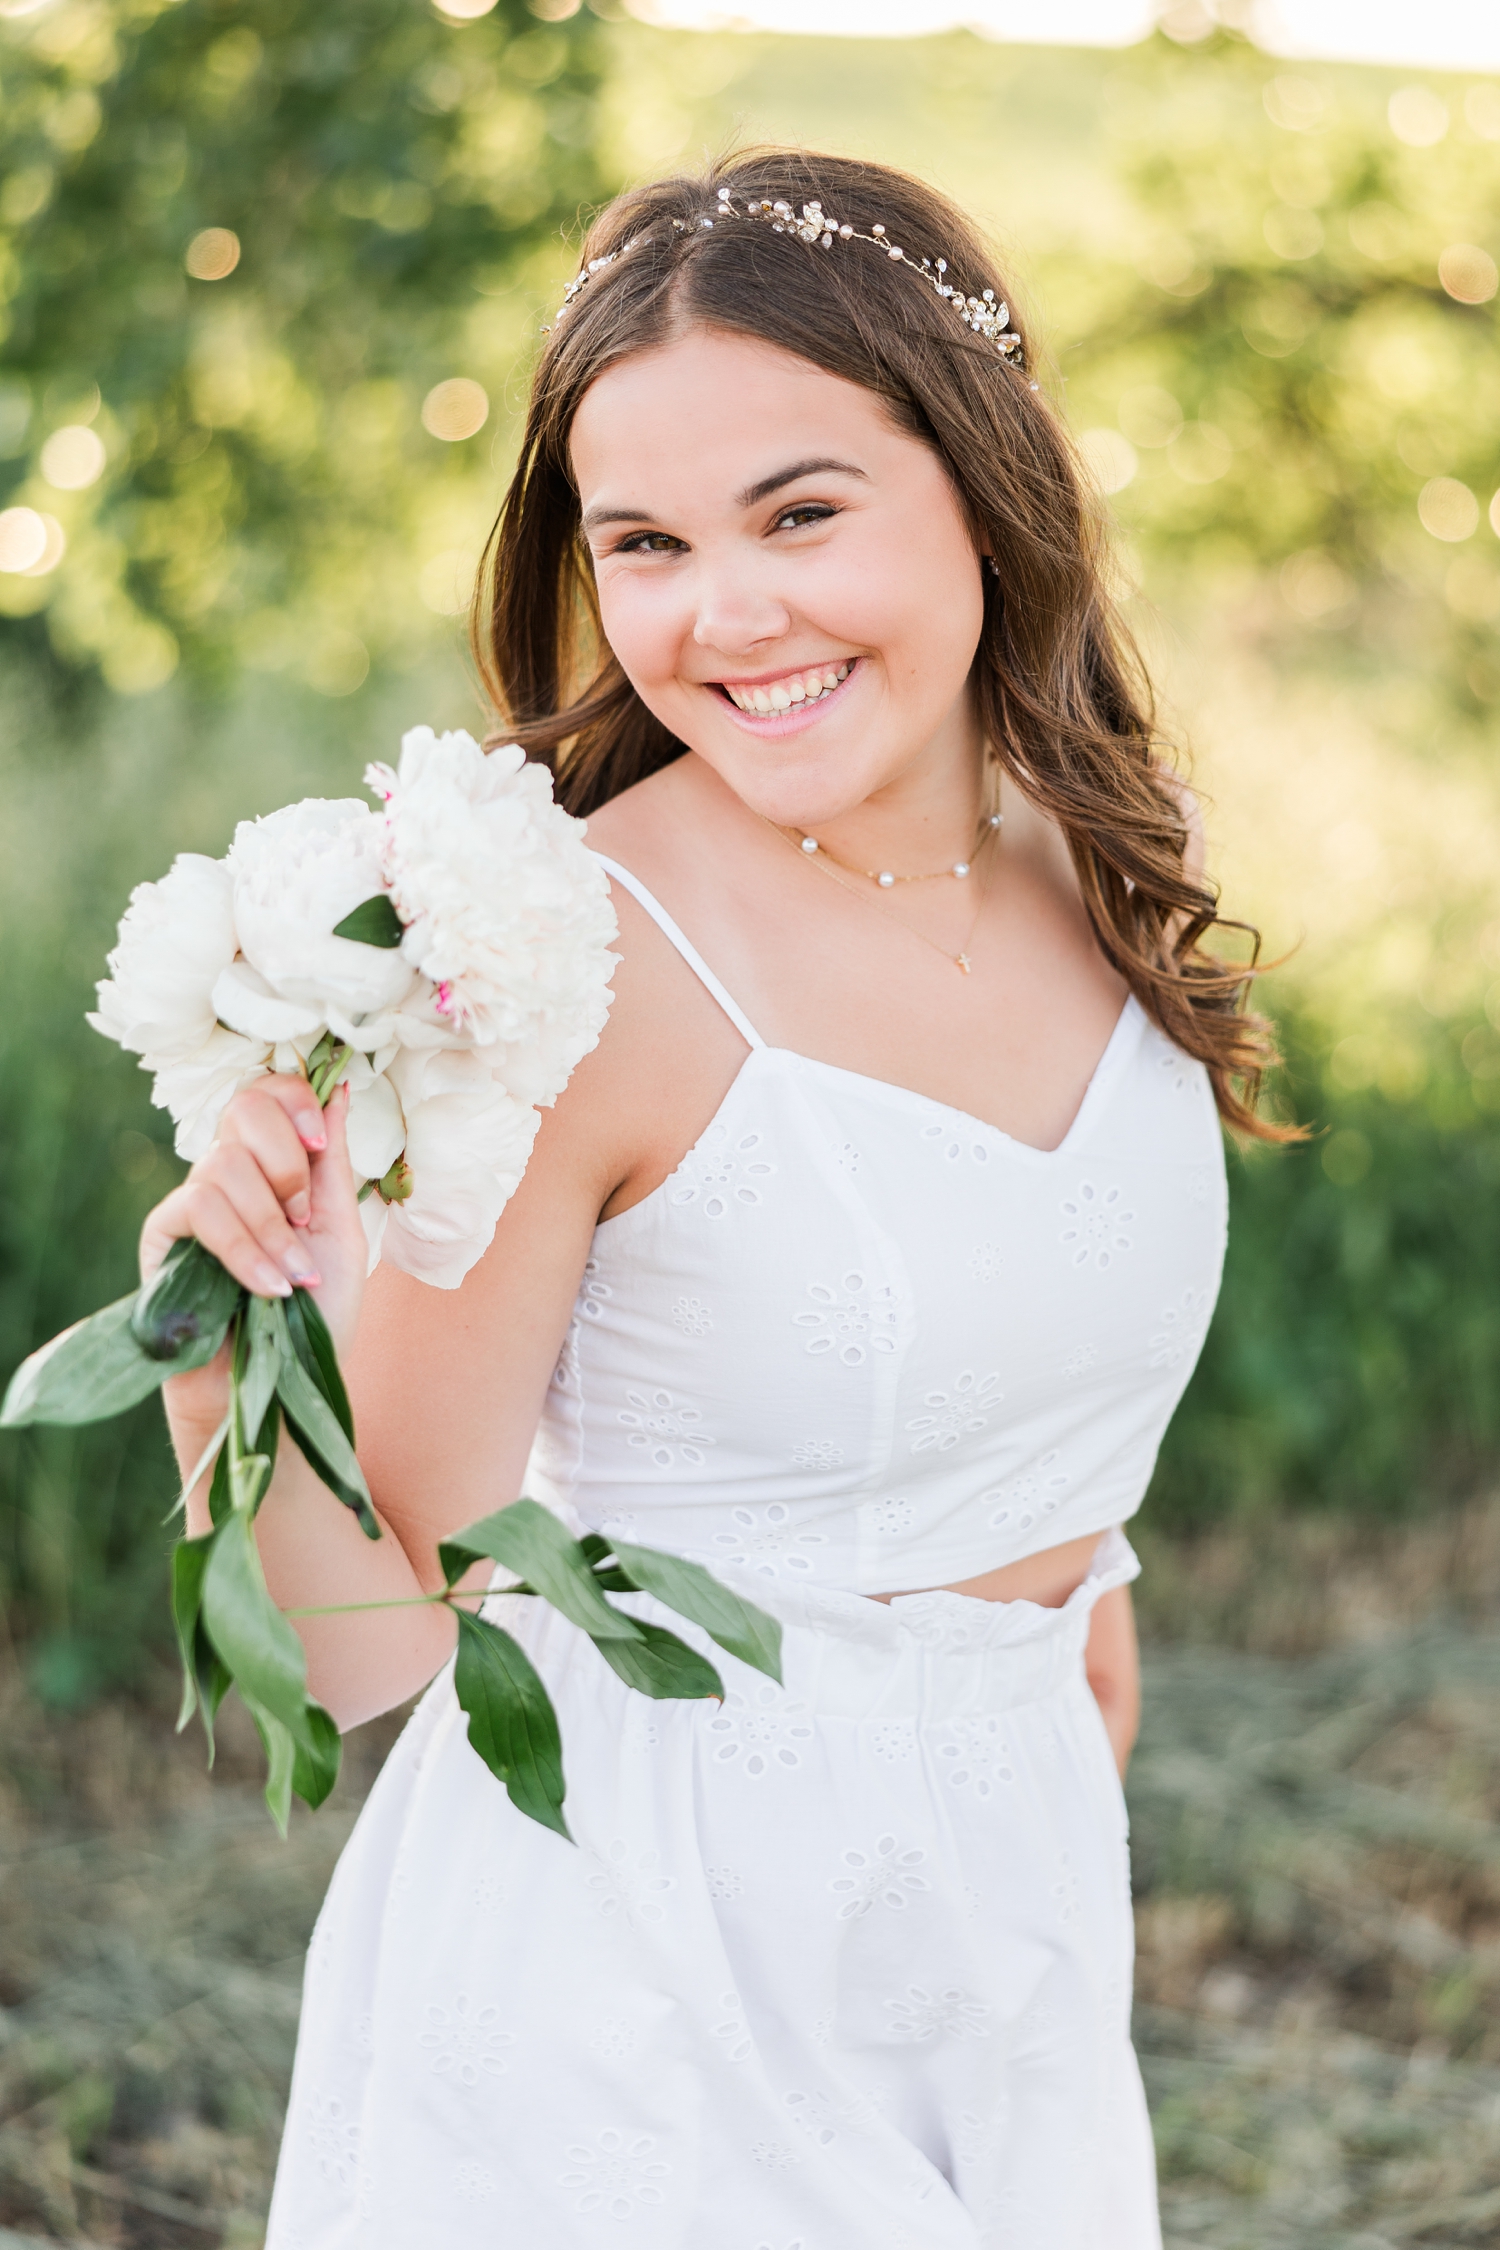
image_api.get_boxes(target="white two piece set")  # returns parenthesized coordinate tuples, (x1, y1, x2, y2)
(268, 854, 1227, 2250)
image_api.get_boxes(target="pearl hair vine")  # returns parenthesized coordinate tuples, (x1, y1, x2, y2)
(546, 188, 1028, 374)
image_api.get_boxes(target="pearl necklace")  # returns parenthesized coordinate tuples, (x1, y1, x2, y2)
(769, 776, 1003, 975)
(793, 807, 1003, 888)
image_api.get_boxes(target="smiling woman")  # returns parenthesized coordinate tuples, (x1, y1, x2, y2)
(149, 146, 1298, 2250)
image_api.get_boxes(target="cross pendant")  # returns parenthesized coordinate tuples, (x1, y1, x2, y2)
(955, 952, 971, 974)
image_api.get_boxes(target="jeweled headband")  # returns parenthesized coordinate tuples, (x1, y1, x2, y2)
(547, 187, 1028, 373)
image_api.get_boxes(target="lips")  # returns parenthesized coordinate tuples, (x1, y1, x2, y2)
(718, 660, 854, 715)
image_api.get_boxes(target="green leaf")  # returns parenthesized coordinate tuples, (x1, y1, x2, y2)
(200, 1506, 316, 1744)
(579, 1532, 635, 1592)
(1, 1292, 213, 1429)
(277, 1352, 379, 1538)
(452, 1608, 570, 1842)
(284, 1287, 354, 1446)
(595, 1618, 724, 1702)
(332, 893, 404, 948)
(440, 1501, 642, 1643)
(191, 1630, 233, 1767)
(129, 1238, 242, 1364)
(206, 1438, 232, 1528)
(611, 1541, 783, 1686)
(291, 1701, 342, 1810)
(170, 1529, 216, 1733)
(240, 1687, 297, 1838)
(237, 1296, 286, 1455)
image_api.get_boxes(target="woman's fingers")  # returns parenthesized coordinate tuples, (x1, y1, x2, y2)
(148, 1177, 301, 1300)
(309, 1081, 360, 1232)
(217, 1080, 323, 1226)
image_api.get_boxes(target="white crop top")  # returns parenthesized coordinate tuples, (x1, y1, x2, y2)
(526, 854, 1229, 1597)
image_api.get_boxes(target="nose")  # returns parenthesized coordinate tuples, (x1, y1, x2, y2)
(690, 553, 791, 658)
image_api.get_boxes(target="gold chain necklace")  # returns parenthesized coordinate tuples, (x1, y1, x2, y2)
(765, 775, 1003, 976)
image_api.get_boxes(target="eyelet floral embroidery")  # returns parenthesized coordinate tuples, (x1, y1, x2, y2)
(968, 1242, 1003, 1282)
(1062, 1342, 1098, 1380)
(936, 1715, 1016, 1797)
(1183, 1161, 1216, 1207)
(706, 1864, 744, 1902)
(713, 1503, 826, 1577)
(586, 1841, 676, 1927)
(905, 1369, 1002, 1453)
(454, 2163, 499, 2205)
(671, 1295, 713, 1337)
(921, 1120, 992, 1165)
(985, 1451, 1068, 1534)
(750, 2141, 803, 2170)
(307, 2090, 360, 2189)
(619, 1387, 716, 1469)
(418, 1994, 516, 2085)
(713, 1990, 754, 2063)
(1149, 1286, 1215, 1369)
(1059, 1181, 1136, 1270)
(793, 1272, 898, 1365)
(579, 1260, 613, 1321)
(706, 1683, 815, 1775)
(558, 2129, 670, 2219)
(587, 2018, 639, 2059)
(471, 1870, 508, 1917)
(1156, 1039, 1194, 1094)
(834, 1140, 861, 1173)
(829, 1835, 930, 1918)
(870, 1718, 917, 1763)
(792, 1440, 844, 1472)
(669, 1123, 775, 1217)
(884, 1985, 991, 2042)
(1053, 1851, 1082, 1923)
(861, 1496, 914, 1536)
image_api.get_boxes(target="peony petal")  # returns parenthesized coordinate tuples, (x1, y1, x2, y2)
(212, 960, 325, 1043)
(345, 1072, 406, 1183)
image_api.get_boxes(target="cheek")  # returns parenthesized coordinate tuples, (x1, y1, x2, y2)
(594, 572, 684, 693)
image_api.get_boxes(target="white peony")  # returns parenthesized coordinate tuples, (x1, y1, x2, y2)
(365, 730, 618, 1101)
(374, 1046, 541, 1289)
(88, 852, 239, 1064)
(153, 1024, 273, 1162)
(226, 798, 417, 1046)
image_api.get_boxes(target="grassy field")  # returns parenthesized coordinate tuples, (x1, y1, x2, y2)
(1, 1508, 1497, 2249)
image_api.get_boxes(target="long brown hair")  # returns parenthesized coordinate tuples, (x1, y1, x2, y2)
(474, 146, 1290, 1139)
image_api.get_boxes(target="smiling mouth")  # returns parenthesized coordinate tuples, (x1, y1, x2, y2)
(716, 659, 855, 715)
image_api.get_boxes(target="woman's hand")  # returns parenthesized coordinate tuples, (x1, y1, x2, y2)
(141, 1074, 369, 1432)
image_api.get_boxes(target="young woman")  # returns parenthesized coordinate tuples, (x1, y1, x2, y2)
(146, 150, 1281, 2249)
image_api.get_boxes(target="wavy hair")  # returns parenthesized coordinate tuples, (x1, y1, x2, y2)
(473, 146, 1291, 1139)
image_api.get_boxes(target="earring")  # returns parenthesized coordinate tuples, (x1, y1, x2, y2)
(983, 556, 999, 578)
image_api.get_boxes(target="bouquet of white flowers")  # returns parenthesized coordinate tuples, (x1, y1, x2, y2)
(1, 728, 780, 1840)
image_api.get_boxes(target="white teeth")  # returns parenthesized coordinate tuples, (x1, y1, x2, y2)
(723, 660, 852, 714)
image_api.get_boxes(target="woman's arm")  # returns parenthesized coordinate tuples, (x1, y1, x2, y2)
(1084, 1584, 1141, 1779)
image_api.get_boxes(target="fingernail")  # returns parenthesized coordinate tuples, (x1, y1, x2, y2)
(283, 1253, 321, 1287)
(300, 1125, 327, 1151)
(288, 1192, 312, 1225)
(262, 1271, 293, 1298)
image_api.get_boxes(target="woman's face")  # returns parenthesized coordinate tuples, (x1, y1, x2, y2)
(569, 326, 988, 830)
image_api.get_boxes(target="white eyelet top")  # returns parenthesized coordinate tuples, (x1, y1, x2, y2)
(525, 854, 1229, 1596)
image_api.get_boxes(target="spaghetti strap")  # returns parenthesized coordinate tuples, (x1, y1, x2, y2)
(591, 852, 766, 1051)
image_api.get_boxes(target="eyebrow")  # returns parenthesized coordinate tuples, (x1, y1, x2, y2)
(579, 457, 869, 534)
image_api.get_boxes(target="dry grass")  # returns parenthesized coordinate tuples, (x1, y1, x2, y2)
(0, 1508, 1498, 2247)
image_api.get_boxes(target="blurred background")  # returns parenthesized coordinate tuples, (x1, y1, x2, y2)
(0, 1, 1497, 2244)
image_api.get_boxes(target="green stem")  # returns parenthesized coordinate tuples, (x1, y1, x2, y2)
(306, 1039, 355, 1106)
(283, 1588, 499, 1619)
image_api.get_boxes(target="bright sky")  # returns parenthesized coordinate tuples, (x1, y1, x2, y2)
(624, 0, 1500, 74)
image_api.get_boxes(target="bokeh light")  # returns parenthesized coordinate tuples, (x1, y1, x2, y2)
(421, 378, 490, 441)
(0, 506, 46, 572)
(39, 425, 105, 490)
(1418, 477, 1480, 541)
(1387, 86, 1449, 145)
(185, 228, 241, 280)
(1078, 428, 1138, 495)
(1438, 243, 1499, 304)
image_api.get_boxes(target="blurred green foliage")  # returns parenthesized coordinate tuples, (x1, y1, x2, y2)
(0, 10, 1497, 1695)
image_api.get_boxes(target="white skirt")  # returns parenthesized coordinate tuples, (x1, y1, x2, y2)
(267, 1529, 1159, 2250)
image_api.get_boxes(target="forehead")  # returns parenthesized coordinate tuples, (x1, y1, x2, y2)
(568, 327, 902, 504)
